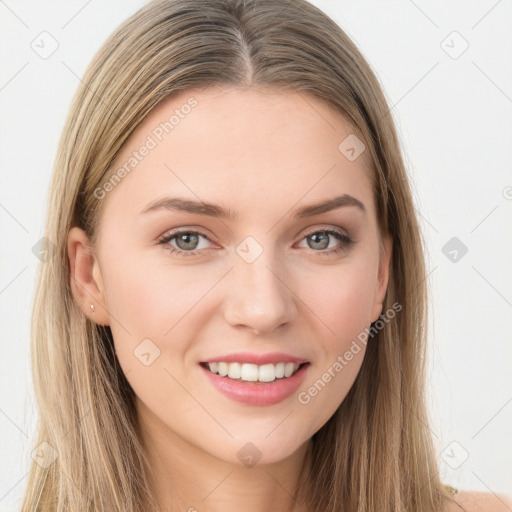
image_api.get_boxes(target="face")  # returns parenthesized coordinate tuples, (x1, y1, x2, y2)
(68, 85, 392, 467)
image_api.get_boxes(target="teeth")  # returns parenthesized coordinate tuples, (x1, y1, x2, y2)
(218, 362, 228, 377)
(228, 362, 241, 379)
(284, 362, 295, 377)
(241, 363, 259, 382)
(258, 364, 275, 382)
(206, 362, 301, 382)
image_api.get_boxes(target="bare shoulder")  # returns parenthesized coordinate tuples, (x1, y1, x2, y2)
(442, 490, 512, 512)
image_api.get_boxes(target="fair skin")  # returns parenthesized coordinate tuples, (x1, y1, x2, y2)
(444, 490, 512, 512)
(67, 86, 507, 512)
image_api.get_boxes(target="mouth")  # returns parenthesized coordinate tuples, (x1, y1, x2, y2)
(198, 360, 311, 406)
(199, 361, 310, 383)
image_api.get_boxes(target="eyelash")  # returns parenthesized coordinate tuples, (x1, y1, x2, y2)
(157, 227, 354, 258)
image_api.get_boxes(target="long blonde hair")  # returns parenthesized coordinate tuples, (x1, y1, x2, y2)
(22, 0, 458, 510)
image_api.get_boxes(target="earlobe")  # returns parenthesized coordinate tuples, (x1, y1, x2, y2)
(67, 227, 110, 326)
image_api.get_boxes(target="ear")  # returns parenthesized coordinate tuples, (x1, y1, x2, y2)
(67, 227, 110, 326)
(370, 233, 393, 323)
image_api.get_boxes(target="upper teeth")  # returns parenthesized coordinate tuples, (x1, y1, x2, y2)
(207, 362, 300, 382)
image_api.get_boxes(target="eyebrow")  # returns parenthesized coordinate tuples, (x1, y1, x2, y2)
(140, 194, 366, 220)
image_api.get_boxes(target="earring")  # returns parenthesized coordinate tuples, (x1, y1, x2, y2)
(90, 304, 95, 312)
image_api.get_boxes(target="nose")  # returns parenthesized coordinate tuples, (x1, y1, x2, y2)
(223, 252, 298, 335)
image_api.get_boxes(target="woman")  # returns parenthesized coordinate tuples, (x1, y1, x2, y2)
(21, 0, 510, 510)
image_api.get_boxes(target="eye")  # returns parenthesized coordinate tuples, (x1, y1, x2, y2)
(296, 228, 354, 256)
(158, 230, 214, 257)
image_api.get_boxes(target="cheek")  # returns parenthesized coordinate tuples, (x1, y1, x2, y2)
(101, 252, 224, 375)
(293, 258, 376, 430)
(102, 251, 209, 333)
(301, 255, 377, 345)
(101, 256, 204, 417)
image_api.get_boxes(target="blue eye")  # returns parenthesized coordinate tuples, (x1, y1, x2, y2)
(158, 228, 354, 258)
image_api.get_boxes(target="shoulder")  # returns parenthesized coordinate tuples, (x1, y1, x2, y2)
(442, 490, 512, 512)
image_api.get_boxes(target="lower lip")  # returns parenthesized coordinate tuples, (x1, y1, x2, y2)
(199, 363, 310, 406)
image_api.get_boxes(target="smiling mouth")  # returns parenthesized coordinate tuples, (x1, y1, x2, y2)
(199, 361, 309, 383)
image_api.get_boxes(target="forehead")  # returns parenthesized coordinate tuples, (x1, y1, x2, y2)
(101, 85, 375, 224)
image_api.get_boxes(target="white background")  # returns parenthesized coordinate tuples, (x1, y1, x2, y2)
(1, 1, 511, 510)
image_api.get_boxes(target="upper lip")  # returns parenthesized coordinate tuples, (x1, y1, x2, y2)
(201, 352, 309, 365)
